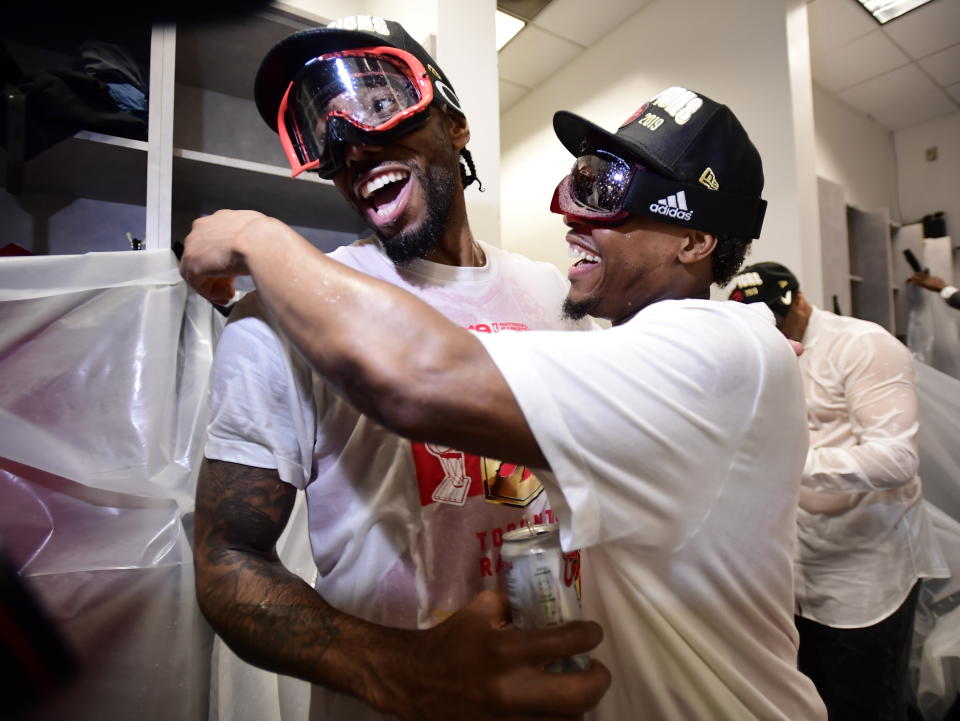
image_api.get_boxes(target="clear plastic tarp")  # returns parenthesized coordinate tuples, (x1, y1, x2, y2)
(912, 361, 960, 721)
(0, 250, 223, 720)
(906, 277, 960, 383)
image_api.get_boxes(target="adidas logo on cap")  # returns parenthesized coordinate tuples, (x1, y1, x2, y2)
(649, 191, 693, 222)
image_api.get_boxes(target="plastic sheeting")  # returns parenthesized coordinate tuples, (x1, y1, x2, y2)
(0, 250, 223, 720)
(907, 281, 960, 382)
(912, 360, 960, 721)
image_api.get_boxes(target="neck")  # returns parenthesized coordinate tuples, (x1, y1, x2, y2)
(780, 296, 811, 342)
(422, 191, 485, 267)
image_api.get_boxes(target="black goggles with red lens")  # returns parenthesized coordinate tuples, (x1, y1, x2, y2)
(551, 150, 767, 238)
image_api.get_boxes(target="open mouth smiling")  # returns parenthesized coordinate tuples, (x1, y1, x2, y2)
(566, 231, 603, 282)
(356, 167, 412, 224)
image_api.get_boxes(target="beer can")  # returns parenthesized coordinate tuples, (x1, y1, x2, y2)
(501, 524, 590, 673)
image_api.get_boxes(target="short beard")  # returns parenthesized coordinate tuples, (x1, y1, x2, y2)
(379, 163, 458, 266)
(562, 295, 597, 321)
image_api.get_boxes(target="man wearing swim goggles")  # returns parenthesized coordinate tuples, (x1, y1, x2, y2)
(191, 14, 605, 721)
(181, 85, 826, 721)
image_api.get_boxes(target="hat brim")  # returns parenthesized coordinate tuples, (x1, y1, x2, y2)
(255, 27, 402, 131)
(553, 110, 673, 178)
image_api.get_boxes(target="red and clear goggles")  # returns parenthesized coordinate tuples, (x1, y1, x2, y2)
(278, 47, 433, 178)
(550, 151, 643, 225)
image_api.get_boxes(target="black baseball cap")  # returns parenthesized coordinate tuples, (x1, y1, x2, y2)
(728, 261, 800, 318)
(254, 14, 464, 133)
(553, 86, 767, 238)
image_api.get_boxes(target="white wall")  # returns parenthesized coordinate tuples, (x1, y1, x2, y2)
(895, 111, 960, 239)
(499, 0, 822, 301)
(812, 84, 899, 219)
(436, 0, 501, 247)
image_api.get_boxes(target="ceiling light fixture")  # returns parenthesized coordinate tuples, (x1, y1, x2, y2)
(496, 9, 526, 50)
(854, 0, 935, 24)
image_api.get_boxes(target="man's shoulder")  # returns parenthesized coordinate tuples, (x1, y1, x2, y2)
(818, 310, 905, 354)
(329, 236, 389, 273)
(639, 298, 777, 337)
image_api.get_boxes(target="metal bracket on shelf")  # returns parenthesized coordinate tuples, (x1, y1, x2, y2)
(4, 83, 25, 194)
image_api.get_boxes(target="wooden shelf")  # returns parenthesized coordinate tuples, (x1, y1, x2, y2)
(171, 148, 365, 234)
(1, 132, 148, 205)
(175, 7, 323, 101)
(3, 6, 358, 255)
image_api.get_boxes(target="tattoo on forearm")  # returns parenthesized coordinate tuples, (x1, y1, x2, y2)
(194, 460, 342, 674)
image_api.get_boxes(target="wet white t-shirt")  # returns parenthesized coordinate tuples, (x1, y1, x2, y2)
(205, 236, 592, 720)
(478, 299, 828, 721)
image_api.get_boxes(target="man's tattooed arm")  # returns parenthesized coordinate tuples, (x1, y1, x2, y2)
(193, 459, 400, 704)
(193, 459, 610, 721)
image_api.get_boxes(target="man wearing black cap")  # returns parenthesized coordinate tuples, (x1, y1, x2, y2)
(191, 14, 604, 721)
(729, 261, 948, 721)
(182, 85, 828, 720)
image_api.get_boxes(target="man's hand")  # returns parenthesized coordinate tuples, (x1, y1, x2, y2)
(908, 271, 946, 292)
(179, 209, 270, 305)
(377, 590, 611, 721)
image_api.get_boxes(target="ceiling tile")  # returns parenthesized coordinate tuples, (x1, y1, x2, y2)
(811, 29, 911, 91)
(807, 0, 879, 54)
(497, 24, 584, 88)
(918, 43, 960, 85)
(947, 82, 960, 103)
(532, 0, 649, 47)
(881, 0, 960, 58)
(499, 79, 530, 113)
(842, 63, 958, 129)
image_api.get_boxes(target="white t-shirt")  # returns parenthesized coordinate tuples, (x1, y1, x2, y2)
(205, 237, 592, 720)
(795, 307, 948, 627)
(478, 299, 828, 721)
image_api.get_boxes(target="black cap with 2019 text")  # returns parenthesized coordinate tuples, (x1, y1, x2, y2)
(553, 86, 767, 239)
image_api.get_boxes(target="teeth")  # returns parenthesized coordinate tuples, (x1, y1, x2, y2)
(567, 244, 600, 264)
(361, 170, 409, 199)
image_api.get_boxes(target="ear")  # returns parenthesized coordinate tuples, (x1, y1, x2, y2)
(442, 107, 470, 151)
(677, 230, 717, 265)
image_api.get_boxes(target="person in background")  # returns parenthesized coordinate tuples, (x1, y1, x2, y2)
(729, 261, 949, 721)
(191, 14, 608, 721)
(909, 270, 960, 310)
(181, 85, 829, 721)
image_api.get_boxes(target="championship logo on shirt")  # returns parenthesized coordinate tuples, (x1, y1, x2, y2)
(480, 458, 543, 507)
(411, 443, 544, 507)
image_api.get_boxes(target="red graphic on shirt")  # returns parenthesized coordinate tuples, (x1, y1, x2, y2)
(467, 322, 529, 334)
(564, 550, 582, 601)
(411, 444, 544, 508)
(410, 319, 543, 508)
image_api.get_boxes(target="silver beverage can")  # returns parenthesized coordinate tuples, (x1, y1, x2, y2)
(501, 524, 590, 673)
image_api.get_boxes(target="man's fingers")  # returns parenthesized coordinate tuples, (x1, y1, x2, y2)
(185, 274, 235, 305)
(512, 620, 604, 663)
(492, 658, 612, 716)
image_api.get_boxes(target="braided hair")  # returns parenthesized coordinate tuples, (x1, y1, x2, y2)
(458, 148, 483, 191)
